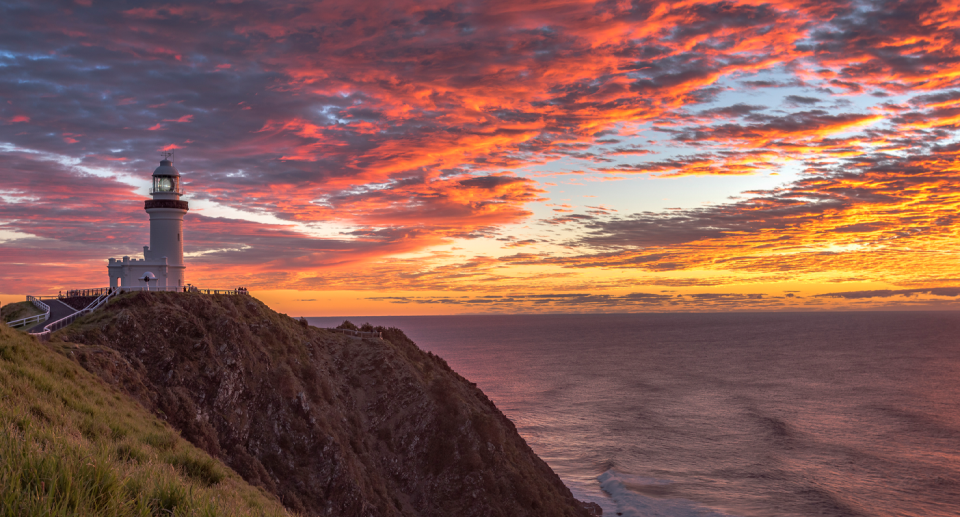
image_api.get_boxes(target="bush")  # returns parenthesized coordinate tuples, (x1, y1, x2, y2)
(336, 320, 358, 331)
(375, 326, 413, 345)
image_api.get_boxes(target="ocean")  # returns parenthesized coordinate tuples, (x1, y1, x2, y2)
(306, 312, 960, 516)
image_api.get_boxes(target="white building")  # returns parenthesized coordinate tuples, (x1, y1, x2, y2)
(107, 158, 188, 289)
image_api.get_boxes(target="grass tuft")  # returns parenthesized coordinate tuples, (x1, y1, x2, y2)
(168, 450, 226, 487)
(143, 432, 178, 452)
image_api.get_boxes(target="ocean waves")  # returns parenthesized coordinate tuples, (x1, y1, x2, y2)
(598, 470, 735, 517)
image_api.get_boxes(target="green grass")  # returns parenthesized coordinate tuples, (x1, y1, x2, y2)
(0, 323, 292, 517)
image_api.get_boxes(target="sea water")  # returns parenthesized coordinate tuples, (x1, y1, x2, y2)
(307, 312, 960, 516)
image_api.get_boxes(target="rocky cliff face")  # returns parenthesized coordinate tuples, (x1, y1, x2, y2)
(55, 292, 595, 517)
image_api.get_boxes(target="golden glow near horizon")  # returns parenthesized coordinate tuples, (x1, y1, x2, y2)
(3, 1, 960, 314)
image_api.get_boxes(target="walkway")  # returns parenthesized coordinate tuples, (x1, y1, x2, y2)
(28, 299, 77, 333)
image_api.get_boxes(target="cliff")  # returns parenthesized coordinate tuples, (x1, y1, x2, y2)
(0, 315, 290, 516)
(53, 291, 596, 517)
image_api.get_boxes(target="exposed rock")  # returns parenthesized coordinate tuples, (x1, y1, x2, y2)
(580, 500, 604, 516)
(57, 291, 595, 517)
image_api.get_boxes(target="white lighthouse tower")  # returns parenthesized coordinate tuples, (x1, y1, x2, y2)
(107, 154, 189, 289)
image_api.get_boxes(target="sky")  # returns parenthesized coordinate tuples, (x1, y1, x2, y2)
(2, 0, 960, 315)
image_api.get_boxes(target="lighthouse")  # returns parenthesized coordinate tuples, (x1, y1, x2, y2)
(107, 155, 189, 289)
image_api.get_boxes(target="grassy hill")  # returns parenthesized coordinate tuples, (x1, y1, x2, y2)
(1, 300, 44, 324)
(0, 321, 292, 516)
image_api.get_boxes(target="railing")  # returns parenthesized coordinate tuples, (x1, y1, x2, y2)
(75, 289, 115, 314)
(28, 287, 122, 340)
(149, 185, 185, 196)
(108, 286, 250, 295)
(116, 286, 187, 292)
(327, 328, 382, 339)
(62, 287, 113, 298)
(86, 288, 121, 312)
(40, 311, 83, 334)
(189, 288, 249, 295)
(82, 294, 105, 311)
(7, 314, 45, 328)
(43, 286, 251, 296)
(6, 296, 51, 329)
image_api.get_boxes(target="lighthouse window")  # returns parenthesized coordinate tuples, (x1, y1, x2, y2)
(178, 233, 180, 241)
(153, 176, 178, 192)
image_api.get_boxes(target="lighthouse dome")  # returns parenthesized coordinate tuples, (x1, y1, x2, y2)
(153, 159, 180, 177)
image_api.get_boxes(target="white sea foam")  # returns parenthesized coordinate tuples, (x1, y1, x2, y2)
(597, 470, 736, 517)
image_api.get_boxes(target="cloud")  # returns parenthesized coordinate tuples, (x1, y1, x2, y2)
(816, 288, 960, 299)
(671, 111, 885, 146)
(2, 0, 960, 309)
(599, 150, 782, 177)
(784, 95, 821, 106)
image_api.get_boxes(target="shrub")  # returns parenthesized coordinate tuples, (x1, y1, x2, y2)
(336, 320, 358, 331)
(375, 326, 414, 346)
